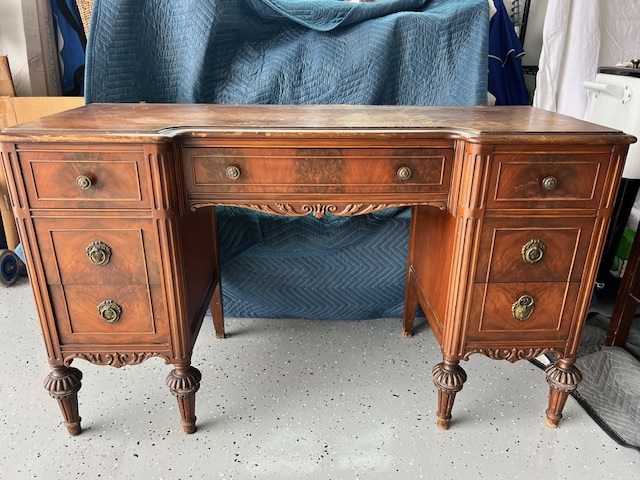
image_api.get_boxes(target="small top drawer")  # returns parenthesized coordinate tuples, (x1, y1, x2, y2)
(183, 147, 453, 195)
(486, 151, 611, 210)
(18, 150, 150, 209)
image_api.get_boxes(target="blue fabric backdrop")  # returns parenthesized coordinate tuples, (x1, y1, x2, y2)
(85, 0, 489, 319)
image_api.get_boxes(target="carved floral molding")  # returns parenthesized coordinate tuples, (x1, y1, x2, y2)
(463, 348, 564, 363)
(190, 202, 444, 218)
(64, 352, 172, 368)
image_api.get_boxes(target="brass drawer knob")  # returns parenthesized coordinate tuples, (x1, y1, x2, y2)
(522, 239, 546, 264)
(86, 241, 112, 266)
(226, 166, 241, 180)
(397, 166, 412, 181)
(97, 300, 122, 324)
(512, 295, 535, 322)
(541, 176, 557, 191)
(76, 175, 92, 190)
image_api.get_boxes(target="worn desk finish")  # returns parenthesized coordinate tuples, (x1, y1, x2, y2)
(0, 104, 634, 435)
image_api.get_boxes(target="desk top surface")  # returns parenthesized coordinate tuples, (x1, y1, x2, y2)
(0, 104, 636, 145)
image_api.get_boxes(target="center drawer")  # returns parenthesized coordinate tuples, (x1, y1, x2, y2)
(183, 147, 453, 195)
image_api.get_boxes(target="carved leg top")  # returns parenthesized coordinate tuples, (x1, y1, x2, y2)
(166, 365, 202, 397)
(44, 366, 83, 399)
(545, 362, 582, 392)
(432, 361, 467, 393)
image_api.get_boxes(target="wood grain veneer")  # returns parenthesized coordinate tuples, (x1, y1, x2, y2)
(0, 104, 635, 435)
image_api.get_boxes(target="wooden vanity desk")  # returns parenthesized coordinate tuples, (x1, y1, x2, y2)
(0, 104, 635, 435)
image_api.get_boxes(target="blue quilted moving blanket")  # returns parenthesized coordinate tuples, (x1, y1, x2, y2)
(85, 0, 489, 319)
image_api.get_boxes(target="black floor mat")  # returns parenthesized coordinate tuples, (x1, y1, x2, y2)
(531, 314, 640, 452)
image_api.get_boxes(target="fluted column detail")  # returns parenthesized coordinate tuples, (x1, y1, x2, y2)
(544, 360, 582, 428)
(432, 360, 467, 430)
(166, 364, 202, 434)
(44, 366, 83, 436)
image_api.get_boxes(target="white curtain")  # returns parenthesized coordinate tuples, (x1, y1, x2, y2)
(533, 0, 640, 119)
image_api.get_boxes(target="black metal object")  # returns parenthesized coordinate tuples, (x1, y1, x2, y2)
(598, 66, 640, 79)
(509, 0, 531, 44)
(0, 214, 6, 250)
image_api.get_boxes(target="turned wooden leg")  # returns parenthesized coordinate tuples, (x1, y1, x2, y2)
(544, 358, 582, 428)
(166, 364, 202, 434)
(210, 275, 225, 339)
(432, 358, 467, 430)
(43, 366, 83, 436)
(402, 277, 419, 338)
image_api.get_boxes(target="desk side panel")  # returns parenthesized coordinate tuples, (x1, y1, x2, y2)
(408, 205, 456, 342)
(180, 206, 218, 342)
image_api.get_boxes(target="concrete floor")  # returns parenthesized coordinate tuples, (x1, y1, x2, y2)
(1, 278, 638, 480)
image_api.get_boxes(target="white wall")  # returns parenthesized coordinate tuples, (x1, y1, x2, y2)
(508, 0, 549, 96)
(519, 0, 548, 67)
(0, 0, 31, 95)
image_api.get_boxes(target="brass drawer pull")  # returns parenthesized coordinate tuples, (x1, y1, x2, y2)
(541, 176, 557, 191)
(397, 166, 412, 181)
(97, 300, 122, 324)
(76, 175, 92, 190)
(522, 239, 546, 264)
(512, 295, 535, 322)
(86, 241, 112, 266)
(226, 166, 241, 180)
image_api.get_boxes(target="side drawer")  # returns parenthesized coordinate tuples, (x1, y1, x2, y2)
(183, 147, 453, 195)
(465, 282, 579, 343)
(474, 217, 595, 283)
(486, 151, 610, 210)
(33, 217, 161, 286)
(18, 150, 150, 209)
(49, 284, 169, 346)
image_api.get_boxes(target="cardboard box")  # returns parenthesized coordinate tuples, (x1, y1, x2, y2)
(0, 96, 84, 130)
(0, 95, 84, 249)
(0, 56, 16, 97)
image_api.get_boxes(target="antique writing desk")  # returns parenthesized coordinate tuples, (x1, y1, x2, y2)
(0, 104, 634, 435)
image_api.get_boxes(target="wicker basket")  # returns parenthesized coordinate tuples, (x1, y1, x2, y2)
(76, 0, 94, 35)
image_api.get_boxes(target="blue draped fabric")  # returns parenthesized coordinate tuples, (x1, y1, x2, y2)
(85, 0, 488, 106)
(51, 0, 86, 95)
(85, 0, 489, 319)
(246, 0, 429, 31)
(487, 0, 528, 105)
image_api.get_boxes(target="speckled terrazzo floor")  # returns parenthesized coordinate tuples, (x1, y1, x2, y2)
(0, 278, 638, 480)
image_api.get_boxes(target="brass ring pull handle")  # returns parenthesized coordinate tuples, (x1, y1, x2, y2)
(86, 241, 112, 266)
(397, 166, 412, 181)
(512, 295, 535, 322)
(226, 166, 241, 180)
(522, 239, 546, 264)
(541, 176, 557, 191)
(97, 300, 122, 324)
(76, 175, 92, 190)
